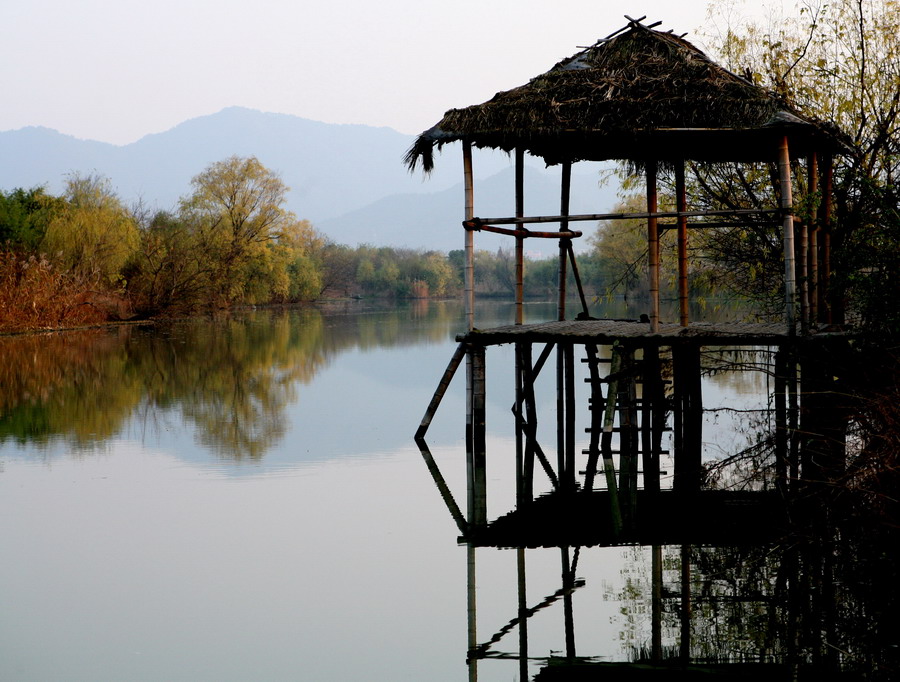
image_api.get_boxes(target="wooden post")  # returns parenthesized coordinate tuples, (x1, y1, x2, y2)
(416, 342, 466, 439)
(467, 544, 477, 682)
(647, 161, 661, 332)
(651, 544, 663, 663)
(557, 162, 571, 493)
(641, 345, 662, 494)
(774, 349, 788, 494)
(515, 148, 525, 326)
(673, 344, 702, 494)
(618, 347, 639, 527)
(561, 546, 576, 660)
(778, 136, 797, 334)
(787, 348, 799, 492)
(676, 162, 689, 326)
(515, 341, 525, 505)
(583, 342, 622, 536)
(799, 221, 809, 333)
(822, 155, 834, 324)
(680, 544, 692, 663)
(808, 153, 819, 324)
(471, 345, 487, 526)
(517, 547, 528, 682)
(463, 142, 475, 332)
(521, 343, 536, 504)
(559, 161, 571, 322)
(565, 343, 576, 491)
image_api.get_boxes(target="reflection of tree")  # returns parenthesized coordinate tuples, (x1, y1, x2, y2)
(0, 329, 144, 447)
(0, 301, 470, 459)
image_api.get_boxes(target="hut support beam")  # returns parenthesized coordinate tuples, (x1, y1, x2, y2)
(778, 136, 797, 333)
(647, 161, 661, 332)
(823, 155, 834, 324)
(641, 345, 663, 494)
(676, 163, 689, 326)
(673, 344, 702, 494)
(468, 345, 487, 526)
(559, 161, 571, 322)
(808, 153, 819, 324)
(515, 148, 525, 326)
(463, 142, 475, 331)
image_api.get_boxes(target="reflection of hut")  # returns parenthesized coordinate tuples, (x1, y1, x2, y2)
(407, 16, 849, 331)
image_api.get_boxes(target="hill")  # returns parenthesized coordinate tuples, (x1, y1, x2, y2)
(0, 107, 618, 252)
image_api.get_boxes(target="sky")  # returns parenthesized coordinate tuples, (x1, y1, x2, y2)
(1, 0, 791, 146)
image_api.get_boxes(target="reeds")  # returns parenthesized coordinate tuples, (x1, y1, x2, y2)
(0, 251, 110, 332)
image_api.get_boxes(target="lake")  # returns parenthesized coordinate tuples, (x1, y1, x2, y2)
(0, 300, 890, 680)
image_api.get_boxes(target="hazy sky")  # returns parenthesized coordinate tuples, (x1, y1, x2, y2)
(2, 0, 789, 145)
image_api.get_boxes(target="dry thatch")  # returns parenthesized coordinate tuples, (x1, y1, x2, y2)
(406, 19, 848, 172)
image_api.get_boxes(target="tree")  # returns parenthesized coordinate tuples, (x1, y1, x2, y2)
(0, 187, 61, 250)
(41, 173, 139, 285)
(699, 0, 900, 324)
(179, 156, 299, 305)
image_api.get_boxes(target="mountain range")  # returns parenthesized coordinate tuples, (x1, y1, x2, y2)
(0, 106, 619, 254)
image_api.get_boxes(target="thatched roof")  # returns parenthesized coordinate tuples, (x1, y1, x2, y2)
(406, 19, 848, 172)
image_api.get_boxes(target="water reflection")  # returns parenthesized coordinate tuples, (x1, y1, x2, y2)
(414, 312, 896, 679)
(463, 524, 897, 680)
(0, 301, 473, 459)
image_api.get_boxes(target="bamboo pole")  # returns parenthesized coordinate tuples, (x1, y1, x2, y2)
(582, 342, 622, 538)
(515, 342, 525, 505)
(515, 148, 525, 326)
(464, 207, 781, 227)
(676, 163, 689, 326)
(601, 344, 624, 535)
(522, 343, 536, 503)
(566, 242, 591, 318)
(559, 161, 572, 322)
(808, 153, 819, 324)
(618, 347, 638, 527)
(517, 547, 528, 682)
(778, 136, 797, 334)
(799, 221, 809, 333)
(556, 164, 567, 494)
(415, 437, 468, 535)
(774, 349, 788, 495)
(465, 223, 582, 239)
(464, 143, 475, 332)
(651, 544, 663, 663)
(822, 155, 834, 324)
(416, 342, 467, 439)
(467, 543, 477, 682)
(680, 544, 692, 663)
(647, 161, 660, 332)
(673, 345, 702, 493)
(561, 546, 576, 660)
(565, 344, 576, 491)
(472, 346, 487, 526)
(642, 345, 662, 494)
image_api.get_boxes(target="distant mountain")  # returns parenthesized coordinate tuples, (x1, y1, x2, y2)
(0, 107, 619, 252)
(318, 165, 617, 255)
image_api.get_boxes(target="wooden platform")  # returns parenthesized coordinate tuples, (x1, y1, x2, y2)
(462, 489, 789, 548)
(533, 659, 793, 680)
(458, 319, 849, 347)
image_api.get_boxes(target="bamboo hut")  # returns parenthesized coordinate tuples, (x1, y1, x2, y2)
(406, 16, 850, 331)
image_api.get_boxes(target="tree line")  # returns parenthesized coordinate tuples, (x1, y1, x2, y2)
(0, 154, 681, 332)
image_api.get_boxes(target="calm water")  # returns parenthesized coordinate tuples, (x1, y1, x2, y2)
(0, 300, 876, 680)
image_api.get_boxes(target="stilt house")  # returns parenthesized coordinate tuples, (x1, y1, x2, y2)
(406, 16, 849, 332)
(412, 17, 853, 544)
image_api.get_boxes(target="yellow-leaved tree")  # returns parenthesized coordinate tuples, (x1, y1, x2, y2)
(180, 155, 306, 305)
(41, 173, 139, 286)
